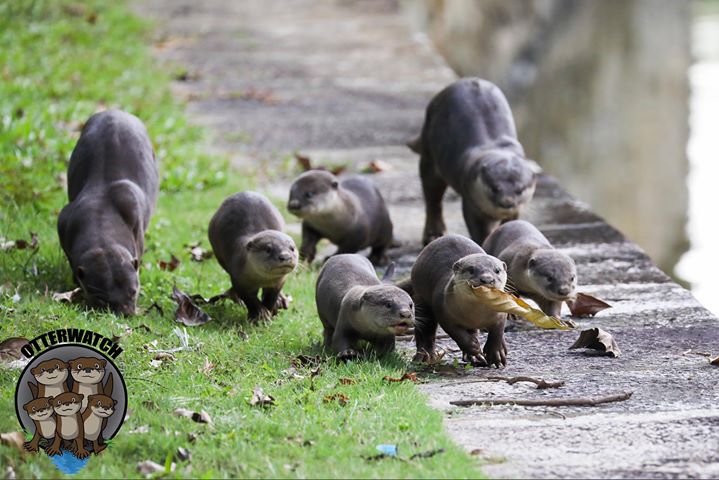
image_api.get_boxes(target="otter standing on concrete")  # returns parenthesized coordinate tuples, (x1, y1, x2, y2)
(287, 170, 393, 265)
(57, 109, 158, 315)
(316, 254, 414, 361)
(409, 78, 536, 245)
(483, 220, 577, 317)
(406, 234, 508, 367)
(209, 191, 298, 322)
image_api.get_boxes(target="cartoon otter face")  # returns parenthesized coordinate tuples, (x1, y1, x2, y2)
(452, 253, 507, 291)
(246, 231, 298, 280)
(360, 285, 414, 335)
(87, 394, 116, 418)
(30, 359, 69, 385)
(287, 170, 341, 218)
(52, 392, 83, 416)
(69, 357, 106, 384)
(473, 151, 536, 219)
(75, 246, 139, 316)
(23, 397, 55, 421)
(528, 250, 577, 302)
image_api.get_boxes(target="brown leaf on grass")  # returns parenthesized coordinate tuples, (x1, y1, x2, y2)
(291, 354, 321, 368)
(362, 159, 392, 174)
(158, 254, 180, 271)
(566, 292, 612, 317)
(323, 393, 349, 406)
(200, 357, 215, 375)
(153, 352, 176, 362)
(137, 460, 175, 475)
(339, 377, 355, 385)
(569, 328, 622, 357)
(1, 233, 38, 251)
(171, 286, 212, 326)
(295, 152, 313, 171)
(52, 288, 82, 303)
(186, 243, 213, 262)
(0, 337, 29, 369)
(250, 386, 275, 407)
(174, 407, 212, 424)
(0, 431, 24, 452)
(383, 372, 419, 383)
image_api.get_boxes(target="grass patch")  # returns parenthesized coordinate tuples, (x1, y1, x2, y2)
(0, 0, 480, 477)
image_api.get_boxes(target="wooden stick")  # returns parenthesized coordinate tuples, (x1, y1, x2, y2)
(440, 375, 564, 389)
(450, 391, 632, 407)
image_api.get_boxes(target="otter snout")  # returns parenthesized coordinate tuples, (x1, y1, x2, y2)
(557, 286, 572, 297)
(114, 303, 137, 316)
(278, 252, 293, 262)
(287, 199, 301, 212)
(496, 196, 517, 209)
(399, 308, 412, 319)
(478, 273, 495, 285)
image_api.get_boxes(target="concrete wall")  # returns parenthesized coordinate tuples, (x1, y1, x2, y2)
(403, 0, 691, 273)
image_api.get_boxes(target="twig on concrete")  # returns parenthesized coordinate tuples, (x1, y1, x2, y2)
(440, 375, 564, 389)
(450, 391, 632, 407)
(682, 349, 712, 358)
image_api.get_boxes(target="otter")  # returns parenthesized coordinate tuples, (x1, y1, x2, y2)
(28, 359, 69, 399)
(57, 109, 158, 316)
(48, 392, 89, 458)
(483, 219, 577, 317)
(83, 394, 116, 454)
(23, 397, 56, 453)
(287, 170, 393, 265)
(405, 234, 508, 367)
(208, 191, 298, 322)
(409, 78, 536, 245)
(316, 254, 414, 361)
(68, 357, 113, 412)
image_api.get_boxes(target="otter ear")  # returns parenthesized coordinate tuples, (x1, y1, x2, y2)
(331, 181, 338, 189)
(452, 261, 461, 273)
(132, 258, 139, 271)
(76, 266, 85, 280)
(46, 396, 54, 403)
(113, 399, 118, 406)
(246, 239, 255, 250)
(502, 262, 507, 271)
(528, 258, 536, 268)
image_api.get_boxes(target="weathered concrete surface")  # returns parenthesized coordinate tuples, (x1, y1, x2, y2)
(137, 0, 719, 478)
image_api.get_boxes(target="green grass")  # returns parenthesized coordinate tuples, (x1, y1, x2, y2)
(0, 0, 480, 477)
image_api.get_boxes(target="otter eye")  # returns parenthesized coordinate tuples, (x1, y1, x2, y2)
(32, 407, 36, 412)
(97, 401, 101, 407)
(77, 364, 82, 370)
(494, 267, 501, 274)
(570, 275, 576, 281)
(304, 191, 313, 199)
(265, 246, 272, 254)
(466, 266, 476, 275)
(384, 301, 392, 309)
(289, 245, 295, 251)
(95, 363, 100, 369)
(55, 364, 60, 370)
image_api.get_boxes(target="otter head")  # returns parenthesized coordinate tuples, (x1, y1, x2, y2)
(52, 392, 83, 416)
(471, 151, 536, 219)
(451, 253, 507, 292)
(31, 359, 69, 385)
(23, 397, 55, 421)
(287, 170, 341, 219)
(75, 245, 139, 316)
(527, 249, 577, 302)
(87, 394, 116, 418)
(245, 231, 298, 282)
(69, 357, 106, 385)
(358, 285, 414, 335)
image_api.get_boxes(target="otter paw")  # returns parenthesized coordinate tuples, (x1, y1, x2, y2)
(275, 293, 291, 311)
(462, 351, 488, 367)
(24, 442, 38, 453)
(337, 349, 360, 362)
(45, 446, 61, 456)
(412, 349, 444, 364)
(483, 340, 508, 368)
(75, 448, 90, 459)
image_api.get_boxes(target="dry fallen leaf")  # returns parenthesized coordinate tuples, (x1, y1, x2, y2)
(158, 254, 180, 271)
(566, 292, 612, 317)
(52, 288, 83, 303)
(292, 354, 321, 368)
(174, 407, 212, 424)
(200, 357, 215, 375)
(137, 460, 175, 475)
(362, 159, 392, 174)
(383, 372, 419, 383)
(0, 431, 25, 452)
(295, 152, 312, 171)
(471, 285, 573, 330)
(339, 377, 355, 385)
(1, 233, 38, 251)
(186, 243, 213, 262)
(323, 393, 349, 406)
(153, 352, 176, 362)
(569, 328, 622, 357)
(249, 386, 275, 407)
(172, 286, 212, 326)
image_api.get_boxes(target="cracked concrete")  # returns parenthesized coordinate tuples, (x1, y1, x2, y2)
(137, 0, 719, 477)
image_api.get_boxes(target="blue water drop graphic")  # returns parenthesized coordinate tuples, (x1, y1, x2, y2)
(48, 448, 91, 474)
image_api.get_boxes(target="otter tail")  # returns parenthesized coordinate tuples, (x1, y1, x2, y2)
(27, 381, 39, 399)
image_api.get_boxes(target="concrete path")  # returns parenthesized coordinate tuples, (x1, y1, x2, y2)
(138, 1, 719, 477)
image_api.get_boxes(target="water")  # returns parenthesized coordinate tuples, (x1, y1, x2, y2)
(675, 12, 719, 316)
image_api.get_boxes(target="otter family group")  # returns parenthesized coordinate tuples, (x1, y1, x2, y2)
(57, 77, 577, 370)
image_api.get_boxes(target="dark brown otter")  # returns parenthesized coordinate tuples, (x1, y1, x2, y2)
(209, 191, 298, 322)
(23, 397, 56, 453)
(404, 234, 508, 367)
(287, 170, 393, 265)
(409, 78, 536, 245)
(483, 219, 577, 317)
(316, 254, 414, 361)
(57, 109, 158, 316)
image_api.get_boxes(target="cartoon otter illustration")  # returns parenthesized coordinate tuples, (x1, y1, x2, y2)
(22, 397, 56, 453)
(48, 392, 89, 458)
(28, 359, 69, 399)
(82, 394, 116, 454)
(69, 357, 113, 412)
